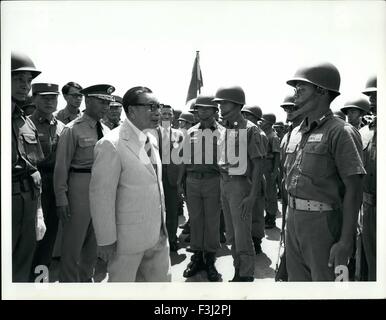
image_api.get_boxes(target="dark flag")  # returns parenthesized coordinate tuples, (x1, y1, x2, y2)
(186, 51, 203, 102)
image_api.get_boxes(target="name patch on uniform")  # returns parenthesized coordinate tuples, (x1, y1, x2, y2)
(308, 133, 323, 142)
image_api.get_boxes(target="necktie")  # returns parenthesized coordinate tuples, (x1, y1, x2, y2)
(96, 121, 104, 140)
(145, 137, 158, 176)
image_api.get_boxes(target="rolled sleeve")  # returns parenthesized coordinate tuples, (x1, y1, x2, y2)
(248, 127, 267, 159)
(333, 125, 366, 178)
(89, 139, 121, 246)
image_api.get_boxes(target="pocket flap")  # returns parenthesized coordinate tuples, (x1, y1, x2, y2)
(303, 142, 328, 154)
(22, 133, 37, 144)
(78, 137, 96, 147)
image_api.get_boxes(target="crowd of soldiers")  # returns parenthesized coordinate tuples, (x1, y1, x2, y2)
(11, 51, 376, 283)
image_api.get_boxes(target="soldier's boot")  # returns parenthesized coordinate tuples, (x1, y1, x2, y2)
(183, 251, 204, 278)
(229, 268, 240, 282)
(204, 252, 221, 282)
(252, 237, 262, 254)
(238, 276, 254, 282)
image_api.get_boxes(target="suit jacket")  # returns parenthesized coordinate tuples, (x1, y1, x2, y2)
(157, 126, 183, 187)
(90, 118, 167, 255)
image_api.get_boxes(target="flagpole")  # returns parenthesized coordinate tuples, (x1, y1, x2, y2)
(196, 51, 201, 94)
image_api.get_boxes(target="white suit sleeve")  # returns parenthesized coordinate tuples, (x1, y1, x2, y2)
(89, 139, 121, 246)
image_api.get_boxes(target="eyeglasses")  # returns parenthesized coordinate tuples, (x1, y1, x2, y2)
(134, 103, 162, 112)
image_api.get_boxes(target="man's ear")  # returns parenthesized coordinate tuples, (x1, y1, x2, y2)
(315, 87, 327, 96)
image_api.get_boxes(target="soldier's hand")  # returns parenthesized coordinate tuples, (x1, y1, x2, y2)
(57, 205, 71, 225)
(31, 171, 42, 190)
(177, 182, 186, 200)
(328, 240, 352, 270)
(239, 195, 255, 220)
(36, 207, 47, 241)
(98, 242, 117, 262)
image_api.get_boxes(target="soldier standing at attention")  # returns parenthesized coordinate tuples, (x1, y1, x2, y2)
(241, 105, 268, 254)
(284, 62, 365, 281)
(29, 83, 65, 278)
(359, 75, 377, 281)
(260, 113, 281, 229)
(340, 98, 370, 130)
(214, 86, 266, 282)
(11, 51, 46, 282)
(178, 94, 225, 281)
(54, 84, 114, 282)
(55, 82, 83, 124)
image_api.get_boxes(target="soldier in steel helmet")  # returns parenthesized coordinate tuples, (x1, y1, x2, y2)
(54, 84, 114, 282)
(178, 111, 196, 130)
(11, 51, 46, 282)
(284, 62, 365, 281)
(340, 98, 371, 130)
(359, 75, 377, 281)
(186, 98, 199, 125)
(177, 94, 225, 281)
(260, 113, 281, 229)
(214, 85, 267, 282)
(241, 104, 268, 254)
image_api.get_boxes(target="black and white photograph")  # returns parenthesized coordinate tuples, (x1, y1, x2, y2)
(1, 0, 385, 301)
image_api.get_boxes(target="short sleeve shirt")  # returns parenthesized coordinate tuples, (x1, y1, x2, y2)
(360, 121, 376, 195)
(284, 110, 366, 208)
(55, 106, 81, 125)
(219, 119, 267, 176)
(12, 104, 44, 177)
(29, 112, 65, 169)
(184, 121, 225, 174)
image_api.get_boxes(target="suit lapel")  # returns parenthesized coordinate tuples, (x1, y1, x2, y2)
(121, 120, 157, 178)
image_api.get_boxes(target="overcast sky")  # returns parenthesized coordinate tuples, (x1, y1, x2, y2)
(2, 0, 385, 122)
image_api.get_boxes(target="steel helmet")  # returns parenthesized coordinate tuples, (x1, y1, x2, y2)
(262, 113, 276, 125)
(287, 62, 341, 97)
(195, 94, 218, 110)
(340, 98, 371, 115)
(241, 105, 263, 120)
(362, 75, 377, 96)
(178, 111, 195, 123)
(11, 51, 41, 79)
(212, 85, 245, 105)
(280, 94, 296, 108)
(186, 98, 197, 113)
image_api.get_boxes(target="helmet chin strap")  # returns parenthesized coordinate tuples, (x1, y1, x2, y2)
(287, 89, 319, 121)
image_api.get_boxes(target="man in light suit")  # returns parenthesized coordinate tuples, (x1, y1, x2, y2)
(89, 86, 171, 282)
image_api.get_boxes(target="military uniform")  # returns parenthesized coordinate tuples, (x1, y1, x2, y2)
(219, 120, 266, 279)
(360, 118, 376, 280)
(262, 127, 280, 225)
(284, 111, 365, 280)
(185, 121, 224, 258)
(12, 103, 45, 282)
(54, 85, 114, 282)
(29, 109, 65, 271)
(55, 106, 81, 125)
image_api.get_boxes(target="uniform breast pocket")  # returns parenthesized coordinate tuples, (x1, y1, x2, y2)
(20, 133, 40, 164)
(78, 137, 97, 159)
(300, 143, 333, 178)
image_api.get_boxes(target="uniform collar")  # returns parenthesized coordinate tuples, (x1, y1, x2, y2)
(300, 109, 333, 133)
(81, 112, 98, 128)
(63, 105, 80, 118)
(31, 110, 56, 125)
